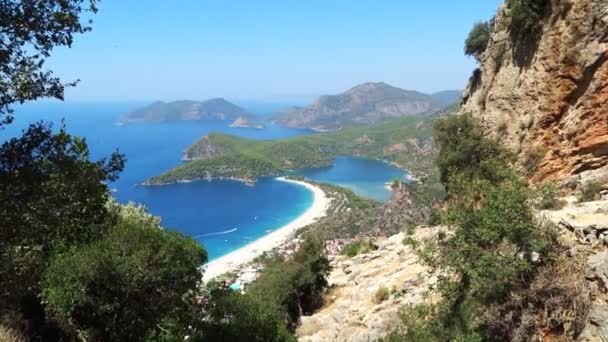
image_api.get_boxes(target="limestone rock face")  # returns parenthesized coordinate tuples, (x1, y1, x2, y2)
(460, 0, 608, 182)
(297, 229, 442, 342)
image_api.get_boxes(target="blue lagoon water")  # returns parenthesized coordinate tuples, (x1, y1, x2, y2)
(293, 156, 408, 202)
(1, 102, 407, 259)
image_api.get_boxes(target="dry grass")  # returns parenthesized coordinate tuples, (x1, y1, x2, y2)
(0, 326, 26, 342)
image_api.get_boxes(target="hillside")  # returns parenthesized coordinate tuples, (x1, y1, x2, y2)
(460, 0, 608, 183)
(274, 82, 460, 131)
(121, 98, 255, 123)
(146, 116, 434, 185)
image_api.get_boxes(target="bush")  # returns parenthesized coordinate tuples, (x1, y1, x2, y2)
(41, 205, 206, 341)
(522, 145, 547, 174)
(247, 234, 330, 329)
(341, 240, 374, 257)
(507, 0, 547, 40)
(465, 21, 491, 59)
(392, 114, 560, 340)
(534, 182, 564, 210)
(433, 113, 506, 187)
(580, 181, 604, 202)
(479, 255, 591, 341)
(373, 286, 390, 304)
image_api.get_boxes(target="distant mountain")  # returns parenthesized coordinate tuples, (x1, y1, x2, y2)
(273, 82, 461, 131)
(121, 98, 255, 123)
(430, 90, 462, 108)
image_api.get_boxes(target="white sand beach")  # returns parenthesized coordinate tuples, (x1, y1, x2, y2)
(202, 177, 330, 282)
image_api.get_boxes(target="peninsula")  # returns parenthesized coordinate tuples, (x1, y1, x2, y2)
(145, 115, 436, 186)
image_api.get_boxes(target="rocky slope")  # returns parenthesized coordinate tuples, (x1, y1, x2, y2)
(275, 82, 460, 131)
(297, 228, 442, 342)
(121, 98, 254, 123)
(460, 0, 608, 182)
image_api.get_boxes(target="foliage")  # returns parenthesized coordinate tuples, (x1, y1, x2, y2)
(507, 0, 547, 40)
(0, 122, 125, 319)
(479, 255, 591, 342)
(432, 113, 505, 187)
(185, 234, 330, 341)
(247, 234, 330, 329)
(465, 22, 491, 59)
(194, 288, 295, 342)
(341, 240, 374, 257)
(391, 114, 560, 340)
(0, 0, 98, 125)
(579, 181, 604, 202)
(149, 116, 436, 184)
(373, 286, 390, 304)
(41, 204, 206, 341)
(382, 304, 482, 342)
(522, 145, 547, 175)
(534, 182, 564, 210)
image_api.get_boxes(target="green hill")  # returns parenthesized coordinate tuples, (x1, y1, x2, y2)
(146, 115, 435, 185)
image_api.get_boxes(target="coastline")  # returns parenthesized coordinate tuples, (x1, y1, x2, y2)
(202, 177, 330, 282)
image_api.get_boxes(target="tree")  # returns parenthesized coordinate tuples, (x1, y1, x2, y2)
(41, 203, 206, 341)
(0, 0, 98, 125)
(392, 114, 557, 340)
(248, 234, 330, 329)
(195, 288, 295, 342)
(432, 113, 505, 187)
(464, 21, 491, 60)
(507, 0, 547, 40)
(0, 122, 124, 323)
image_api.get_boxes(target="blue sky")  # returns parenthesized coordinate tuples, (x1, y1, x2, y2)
(49, 1, 502, 102)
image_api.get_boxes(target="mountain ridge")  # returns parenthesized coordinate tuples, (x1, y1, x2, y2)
(273, 82, 460, 131)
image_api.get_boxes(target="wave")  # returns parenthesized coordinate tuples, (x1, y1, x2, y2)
(194, 227, 238, 238)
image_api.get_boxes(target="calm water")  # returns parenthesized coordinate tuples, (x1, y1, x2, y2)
(1, 102, 406, 259)
(294, 156, 408, 202)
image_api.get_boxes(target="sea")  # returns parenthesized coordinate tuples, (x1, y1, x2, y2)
(0, 101, 408, 260)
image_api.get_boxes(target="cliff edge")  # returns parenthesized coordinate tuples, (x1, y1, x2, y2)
(460, 0, 608, 182)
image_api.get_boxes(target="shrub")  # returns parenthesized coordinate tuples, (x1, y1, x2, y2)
(247, 234, 330, 329)
(465, 21, 491, 59)
(522, 145, 547, 174)
(373, 286, 390, 304)
(479, 255, 591, 341)
(41, 205, 206, 341)
(341, 240, 374, 258)
(534, 182, 565, 210)
(432, 113, 506, 187)
(579, 181, 604, 202)
(507, 0, 547, 40)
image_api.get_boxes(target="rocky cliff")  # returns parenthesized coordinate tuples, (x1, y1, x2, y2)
(460, 0, 608, 182)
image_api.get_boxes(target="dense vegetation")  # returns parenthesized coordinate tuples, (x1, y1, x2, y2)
(148, 115, 434, 185)
(507, 0, 547, 40)
(389, 114, 586, 341)
(464, 21, 491, 60)
(174, 234, 330, 341)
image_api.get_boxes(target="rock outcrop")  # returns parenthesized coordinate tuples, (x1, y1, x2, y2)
(460, 0, 608, 182)
(540, 196, 608, 341)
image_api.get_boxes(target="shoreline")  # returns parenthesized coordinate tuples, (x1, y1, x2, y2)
(202, 177, 330, 282)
